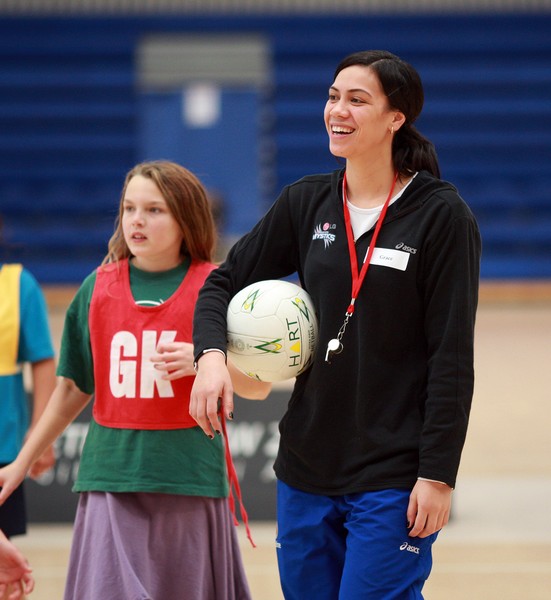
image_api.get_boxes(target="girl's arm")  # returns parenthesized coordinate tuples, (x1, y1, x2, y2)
(0, 377, 92, 505)
(150, 341, 272, 400)
(228, 360, 272, 400)
(26, 357, 57, 479)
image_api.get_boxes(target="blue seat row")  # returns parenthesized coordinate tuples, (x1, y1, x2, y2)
(0, 12, 550, 282)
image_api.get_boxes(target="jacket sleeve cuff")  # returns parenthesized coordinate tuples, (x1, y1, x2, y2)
(417, 477, 453, 489)
(193, 348, 227, 373)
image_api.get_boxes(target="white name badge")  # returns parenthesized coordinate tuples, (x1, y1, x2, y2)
(364, 247, 410, 271)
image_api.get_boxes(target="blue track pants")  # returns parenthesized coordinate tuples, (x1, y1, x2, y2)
(276, 481, 438, 599)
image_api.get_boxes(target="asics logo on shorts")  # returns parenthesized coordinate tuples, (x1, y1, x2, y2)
(400, 542, 420, 554)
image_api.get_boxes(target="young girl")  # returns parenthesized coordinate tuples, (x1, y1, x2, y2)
(190, 51, 481, 599)
(0, 161, 270, 600)
(0, 213, 56, 598)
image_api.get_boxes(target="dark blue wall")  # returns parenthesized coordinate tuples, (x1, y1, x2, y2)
(0, 13, 550, 281)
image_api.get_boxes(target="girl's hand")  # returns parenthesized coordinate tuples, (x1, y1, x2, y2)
(28, 444, 56, 480)
(0, 463, 28, 507)
(0, 573, 34, 600)
(151, 341, 195, 380)
(0, 531, 35, 599)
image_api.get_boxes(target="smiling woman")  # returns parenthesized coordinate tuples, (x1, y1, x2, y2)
(324, 66, 404, 182)
(190, 50, 481, 599)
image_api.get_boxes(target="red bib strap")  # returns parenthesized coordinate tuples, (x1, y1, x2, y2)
(220, 412, 256, 548)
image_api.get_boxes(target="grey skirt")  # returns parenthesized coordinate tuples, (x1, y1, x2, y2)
(64, 491, 251, 600)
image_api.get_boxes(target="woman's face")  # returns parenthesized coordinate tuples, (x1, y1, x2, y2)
(121, 175, 185, 272)
(324, 65, 399, 162)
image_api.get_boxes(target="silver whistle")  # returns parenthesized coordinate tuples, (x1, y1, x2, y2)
(325, 338, 343, 363)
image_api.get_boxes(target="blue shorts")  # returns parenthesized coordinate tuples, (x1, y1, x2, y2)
(276, 481, 437, 600)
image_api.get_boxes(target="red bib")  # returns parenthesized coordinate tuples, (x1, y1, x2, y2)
(89, 259, 215, 430)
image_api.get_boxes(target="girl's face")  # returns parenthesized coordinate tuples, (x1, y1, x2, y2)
(122, 175, 184, 272)
(324, 65, 401, 162)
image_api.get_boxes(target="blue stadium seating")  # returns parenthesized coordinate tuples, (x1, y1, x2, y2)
(0, 13, 549, 282)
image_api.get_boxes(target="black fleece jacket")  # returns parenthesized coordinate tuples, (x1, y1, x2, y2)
(193, 169, 481, 493)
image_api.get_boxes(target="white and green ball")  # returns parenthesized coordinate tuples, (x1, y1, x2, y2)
(227, 279, 318, 382)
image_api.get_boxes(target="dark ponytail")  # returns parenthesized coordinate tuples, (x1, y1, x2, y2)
(333, 50, 440, 178)
(393, 124, 440, 178)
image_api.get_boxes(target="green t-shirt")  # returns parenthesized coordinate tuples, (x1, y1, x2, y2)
(58, 260, 228, 497)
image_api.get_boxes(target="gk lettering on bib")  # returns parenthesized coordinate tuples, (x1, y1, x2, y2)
(89, 259, 215, 430)
(109, 329, 178, 399)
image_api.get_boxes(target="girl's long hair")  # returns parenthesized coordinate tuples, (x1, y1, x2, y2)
(103, 161, 216, 265)
(334, 50, 440, 178)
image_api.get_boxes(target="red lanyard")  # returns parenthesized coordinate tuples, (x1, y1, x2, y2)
(342, 171, 398, 315)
